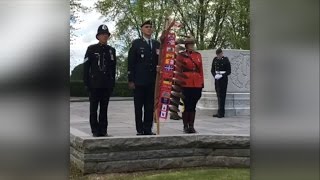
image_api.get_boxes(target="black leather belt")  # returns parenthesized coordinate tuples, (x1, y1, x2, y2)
(183, 69, 200, 73)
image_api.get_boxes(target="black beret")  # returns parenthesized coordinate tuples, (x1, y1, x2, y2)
(216, 48, 223, 55)
(141, 20, 153, 28)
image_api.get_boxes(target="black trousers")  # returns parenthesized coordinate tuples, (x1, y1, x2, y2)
(134, 84, 155, 133)
(89, 88, 112, 135)
(182, 87, 202, 112)
(215, 78, 228, 116)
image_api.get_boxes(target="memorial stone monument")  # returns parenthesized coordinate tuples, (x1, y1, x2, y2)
(197, 49, 250, 116)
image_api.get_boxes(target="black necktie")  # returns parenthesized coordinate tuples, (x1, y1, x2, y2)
(148, 39, 152, 50)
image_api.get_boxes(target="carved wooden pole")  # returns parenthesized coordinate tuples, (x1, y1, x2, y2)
(154, 17, 175, 135)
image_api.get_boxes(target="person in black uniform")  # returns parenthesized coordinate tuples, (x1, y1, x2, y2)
(127, 20, 160, 135)
(211, 48, 231, 118)
(83, 24, 116, 137)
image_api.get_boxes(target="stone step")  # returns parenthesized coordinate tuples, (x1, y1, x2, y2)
(70, 129, 250, 174)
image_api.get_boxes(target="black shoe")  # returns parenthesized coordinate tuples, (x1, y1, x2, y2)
(99, 132, 108, 137)
(213, 114, 224, 118)
(189, 127, 196, 133)
(136, 132, 144, 136)
(144, 131, 156, 135)
(92, 133, 99, 137)
(184, 127, 192, 134)
(183, 126, 189, 133)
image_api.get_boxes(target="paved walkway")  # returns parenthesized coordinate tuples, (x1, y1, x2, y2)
(70, 100, 250, 137)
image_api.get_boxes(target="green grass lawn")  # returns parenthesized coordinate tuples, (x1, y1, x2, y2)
(70, 165, 250, 180)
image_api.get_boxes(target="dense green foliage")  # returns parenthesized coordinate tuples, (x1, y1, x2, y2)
(70, 80, 132, 97)
(95, 0, 249, 50)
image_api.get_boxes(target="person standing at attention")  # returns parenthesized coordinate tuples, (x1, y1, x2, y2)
(127, 20, 160, 135)
(83, 24, 116, 137)
(177, 37, 204, 133)
(211, 48, 231, 118)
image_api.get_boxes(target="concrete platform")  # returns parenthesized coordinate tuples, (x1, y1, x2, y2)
(71, 101, 249, 136)
(70, 100, 250, 174)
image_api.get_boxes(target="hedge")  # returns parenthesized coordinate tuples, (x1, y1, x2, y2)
(70, 80, 133, 97)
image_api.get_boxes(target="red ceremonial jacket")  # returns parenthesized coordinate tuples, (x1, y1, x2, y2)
(176, 50, 204, 88)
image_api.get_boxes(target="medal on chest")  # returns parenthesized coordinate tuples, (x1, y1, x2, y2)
(140, 47, 145, 59)
(109, 49, 114, 61)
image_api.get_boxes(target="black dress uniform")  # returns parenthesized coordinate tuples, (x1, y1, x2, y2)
(83, 25, 116, 136)
(127, 34, 160, 135)
(211, 53, 231, 118)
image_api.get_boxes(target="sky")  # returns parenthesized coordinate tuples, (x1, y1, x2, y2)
(70, 0, 115, 74)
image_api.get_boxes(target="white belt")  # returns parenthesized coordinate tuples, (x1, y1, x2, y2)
(215, 71, 226, 74)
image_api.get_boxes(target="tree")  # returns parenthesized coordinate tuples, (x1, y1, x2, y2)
(115, 55, 128, 81)
(70, 0, 88, 43)
(224, 0, 250, 49)
(70, 63, 84, 80)
(95, 0, 174, 82)
(94, 0, 249, 50)
(95, 0, 172, 45)
(171, 0, 236, 50)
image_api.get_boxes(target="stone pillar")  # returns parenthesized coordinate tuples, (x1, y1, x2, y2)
(197, 49, 250, 116)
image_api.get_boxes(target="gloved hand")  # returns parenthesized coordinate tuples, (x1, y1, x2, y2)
(214, 74, 222, 80)
(156, 65, 161, 73)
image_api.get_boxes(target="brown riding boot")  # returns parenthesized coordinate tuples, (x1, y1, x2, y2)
(188, 111, 197, 133)
(182, 112, 189, 133)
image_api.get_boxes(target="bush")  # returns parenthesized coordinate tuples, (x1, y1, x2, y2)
(70, 80, 88, 97)
(70, 80, 133, 97)
(112, 81, 133, 97)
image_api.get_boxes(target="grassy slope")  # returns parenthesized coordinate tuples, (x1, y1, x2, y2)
(70, 165, 249, 180)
